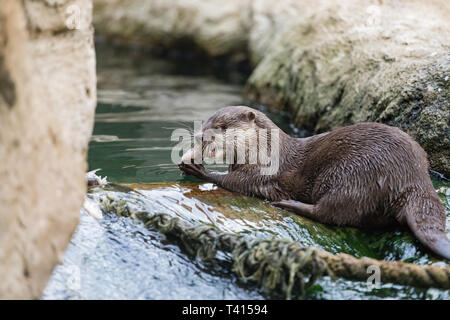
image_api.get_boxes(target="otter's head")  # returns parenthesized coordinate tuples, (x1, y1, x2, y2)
(182, 106, 279, 164)
(202, 105, 261, 131)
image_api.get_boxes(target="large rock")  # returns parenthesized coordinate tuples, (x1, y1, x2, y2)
(0, 0, 96, 299)
(94, 0, 249, 59)
(92, 0, 449, 175)
(245, 0, 450, 176)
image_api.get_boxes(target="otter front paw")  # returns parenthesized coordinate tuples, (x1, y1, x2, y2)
(178, 162, 210, 181)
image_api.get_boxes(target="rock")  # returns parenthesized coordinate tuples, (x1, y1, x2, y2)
(96, 182, 449, 263)
(245, 0, 450, 176)
(94, 0, 249, 59)
(0, 0, 96, 299)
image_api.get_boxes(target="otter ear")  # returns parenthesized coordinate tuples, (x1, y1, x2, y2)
(246, 111, 255, 122)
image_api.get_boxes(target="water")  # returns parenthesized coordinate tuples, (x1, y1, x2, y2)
(44, 45, 268, 299)
(43, 44, 450, 300)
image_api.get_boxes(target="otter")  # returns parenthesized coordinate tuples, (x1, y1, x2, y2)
(178, 106, 450, 260)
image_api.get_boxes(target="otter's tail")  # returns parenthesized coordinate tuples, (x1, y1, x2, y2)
(403, 192, 450, 260)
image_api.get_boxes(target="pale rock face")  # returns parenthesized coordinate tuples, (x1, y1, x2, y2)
(94, 0, 250, 58)
(0, 0, 96, 299)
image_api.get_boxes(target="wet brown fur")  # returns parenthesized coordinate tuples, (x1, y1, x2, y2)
(179, 106, 450, 260)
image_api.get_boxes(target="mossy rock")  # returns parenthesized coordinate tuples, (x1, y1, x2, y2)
(245, 6, 450, 176)
(93, 181, 449, 266)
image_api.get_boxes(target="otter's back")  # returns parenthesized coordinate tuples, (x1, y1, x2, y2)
(302, 123, 430, 205)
